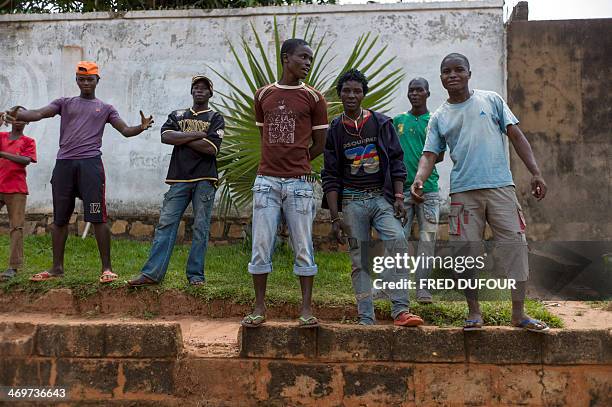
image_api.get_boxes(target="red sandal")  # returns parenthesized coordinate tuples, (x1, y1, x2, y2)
(394, 312, 424, 327)
(99, 270, 118, 284)
(29, 271, 64, 282)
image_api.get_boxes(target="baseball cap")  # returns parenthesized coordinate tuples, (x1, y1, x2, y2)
(191, 75, 213, 94)
(76, 61, 99, 76)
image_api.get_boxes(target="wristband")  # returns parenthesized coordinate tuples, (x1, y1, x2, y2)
(394, 193, 405, 199)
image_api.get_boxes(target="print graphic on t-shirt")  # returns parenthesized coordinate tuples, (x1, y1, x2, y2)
(345, 144, 380, 174)
(179, 119, 210, 133)
(265, 99, 296, 144)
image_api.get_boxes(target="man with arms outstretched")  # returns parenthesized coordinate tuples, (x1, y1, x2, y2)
(3, 61, 153, 283)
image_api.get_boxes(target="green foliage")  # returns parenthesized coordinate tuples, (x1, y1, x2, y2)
(1, 0, 335, 14)
(210, 15, 404, 217)
(0, 235, 563, 328)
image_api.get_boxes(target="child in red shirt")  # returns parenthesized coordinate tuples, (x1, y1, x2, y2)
(0, 108, 37, 281)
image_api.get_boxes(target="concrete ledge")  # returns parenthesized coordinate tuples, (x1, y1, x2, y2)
(240, 324, 317, 359)
(0, 322, 36, 357)
(240, 323, 612, 365)
(543, 329, 612, 364)
(0, 322, 183, 358)
(1, 320, 611, 406)
(177, 359, 611, 407)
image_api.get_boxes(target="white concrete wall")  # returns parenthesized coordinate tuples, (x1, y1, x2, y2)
(0, 0, 505, 215)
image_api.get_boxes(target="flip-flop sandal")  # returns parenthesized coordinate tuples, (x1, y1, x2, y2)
(99, 270, 118, 284)
(0, 269, 17, 281)
(513, 318, 550, 333)
(241, 314, 266, 328)
(463, 319, 484, 331)
(394, 312, 424, 327)
(298, 316, 319, 328)
(29, 271, 64, 282)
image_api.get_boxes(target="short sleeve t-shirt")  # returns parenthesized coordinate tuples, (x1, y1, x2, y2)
(393, 111, 439, 193)
(161, 108, 224, 184)
(423, 90, 519, 194)
(339, 110, 384, 190)
(50, 96, 122, 160)
(254, 83, 328, 177)
(0, 132, 37, 194)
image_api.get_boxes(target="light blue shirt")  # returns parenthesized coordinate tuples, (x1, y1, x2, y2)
(423, 89, 519, 194)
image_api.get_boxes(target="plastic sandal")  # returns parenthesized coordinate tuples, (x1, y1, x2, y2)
(298, 316, 319, 328)
(241, 314, 266, 328)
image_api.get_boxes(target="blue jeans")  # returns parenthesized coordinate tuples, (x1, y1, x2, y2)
(343, 195, 410, 324)
(141, 181, 215, 283)
(248, 175, 317, 276)
(404, 192, 440, 296)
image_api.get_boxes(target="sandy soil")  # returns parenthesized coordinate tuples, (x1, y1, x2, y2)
(542, 301, 612, 329)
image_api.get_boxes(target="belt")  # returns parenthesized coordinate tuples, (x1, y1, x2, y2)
(342, 188, 384, 201)
(275, 174, 317, 183)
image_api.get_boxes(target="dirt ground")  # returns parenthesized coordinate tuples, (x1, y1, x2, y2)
(542, 301, 612, 329)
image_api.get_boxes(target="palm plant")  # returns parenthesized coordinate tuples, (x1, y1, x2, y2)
(209, 15, 404, 218)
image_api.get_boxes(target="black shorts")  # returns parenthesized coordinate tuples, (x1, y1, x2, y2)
(51, 157, 107, 226)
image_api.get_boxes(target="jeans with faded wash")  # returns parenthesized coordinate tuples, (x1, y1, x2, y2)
(248, 175, 317, 276)
(343, 194, 410, 324)
(141, 180, 215, 284)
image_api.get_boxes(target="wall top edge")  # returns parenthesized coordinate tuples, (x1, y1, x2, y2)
(0, 0, 503, 23)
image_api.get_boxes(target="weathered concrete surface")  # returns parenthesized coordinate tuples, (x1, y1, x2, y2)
(0, 1, 506, 214)
(240, 324, 612, 365)
(1, 319, 611, 406)
(507, 19, 612, 241)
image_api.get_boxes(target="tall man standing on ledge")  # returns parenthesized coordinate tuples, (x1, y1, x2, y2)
(411, 53, 549, 332)
(242, 38, 328, 328)
(3, 61, 154, 284)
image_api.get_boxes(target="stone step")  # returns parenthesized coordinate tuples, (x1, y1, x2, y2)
(239, 323, 612, 365)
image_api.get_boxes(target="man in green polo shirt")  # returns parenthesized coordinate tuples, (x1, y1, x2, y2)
(393, 77, 445, 303)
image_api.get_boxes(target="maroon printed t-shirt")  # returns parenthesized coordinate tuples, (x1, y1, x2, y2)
(254, 83, 328, 177)
(49, 97, 122, 159)
(0, 132, 37, 194)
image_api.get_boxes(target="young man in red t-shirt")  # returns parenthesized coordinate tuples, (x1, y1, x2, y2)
(0, 107, 37, 281)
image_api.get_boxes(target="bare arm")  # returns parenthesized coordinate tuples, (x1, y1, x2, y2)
(111, 110, 154, 138)
(7, 105, 58, 123)
(161, 131, 208, 145)
(0, 151, 32, 166)
(185, 139, 217, 156)
(410, 152, 438, 203)
(326, 190, 351, 245)
(506, 124, 547, 200)
(309, 129, 326, 160)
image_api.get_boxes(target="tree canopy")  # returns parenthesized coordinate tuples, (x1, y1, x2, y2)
(1, 0, 335, 14)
